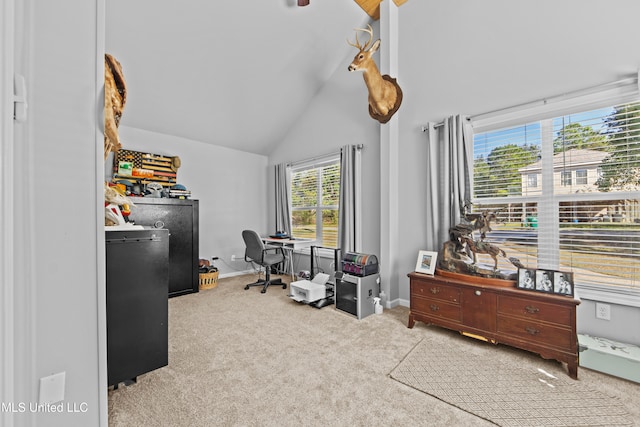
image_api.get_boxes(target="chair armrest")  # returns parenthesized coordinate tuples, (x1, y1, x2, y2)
(263, 246, 285, 257)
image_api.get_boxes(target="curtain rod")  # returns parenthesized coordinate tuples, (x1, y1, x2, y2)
(422, 117, 470, 132)
(422, 73, 639, 132)
(287, 144, 364, 168)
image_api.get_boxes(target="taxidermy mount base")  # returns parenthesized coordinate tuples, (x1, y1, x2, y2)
(369, 75, 403, 124)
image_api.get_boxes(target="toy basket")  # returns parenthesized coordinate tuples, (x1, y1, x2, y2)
(199, 270, 219, 290)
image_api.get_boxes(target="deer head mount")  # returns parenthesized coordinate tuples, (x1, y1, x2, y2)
(348, 25, 402, 124)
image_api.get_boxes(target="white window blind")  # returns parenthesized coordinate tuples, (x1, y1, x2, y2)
(472, 100, 640, 299)
(289, 157, 340, 248)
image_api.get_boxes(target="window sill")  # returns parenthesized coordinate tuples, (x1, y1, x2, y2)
(293, 247, 337, 259)
(575, 284, 640, 308)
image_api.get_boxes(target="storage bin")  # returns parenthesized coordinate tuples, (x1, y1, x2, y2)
(199, 270, 219, 290)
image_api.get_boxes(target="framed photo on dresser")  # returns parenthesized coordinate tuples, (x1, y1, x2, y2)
(535, 269, 554, 293)
(415, 250, 438, 275)
(553, 271, 574, 297)
(517, 268, 536, 290)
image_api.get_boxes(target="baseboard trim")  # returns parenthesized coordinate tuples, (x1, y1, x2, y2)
(219, 270, 255, 279)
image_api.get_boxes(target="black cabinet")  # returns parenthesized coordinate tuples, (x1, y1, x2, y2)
(106, 229, 169, 387)
(129, 198, 199, 297)
(335, 273, 379, 320)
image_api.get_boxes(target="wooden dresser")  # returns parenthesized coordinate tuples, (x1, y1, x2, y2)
(408, 271, 581, 379)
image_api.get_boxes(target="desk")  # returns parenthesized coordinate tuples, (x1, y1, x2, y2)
(262, 237, 315, 279)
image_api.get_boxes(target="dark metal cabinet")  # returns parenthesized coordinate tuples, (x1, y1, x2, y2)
(106, 229, 169, 387)
(335, 273, 379, 320)
(129, 198, 199, 297)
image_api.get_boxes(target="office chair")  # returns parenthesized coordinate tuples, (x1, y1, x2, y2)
(242, 230, 287, 293)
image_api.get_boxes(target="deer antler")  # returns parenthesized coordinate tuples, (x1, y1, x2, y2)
(347, 24, 374, 51)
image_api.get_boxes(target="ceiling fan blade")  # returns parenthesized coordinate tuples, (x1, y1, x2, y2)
(353, 0, 409, 20)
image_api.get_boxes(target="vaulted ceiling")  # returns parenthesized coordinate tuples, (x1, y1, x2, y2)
(106, 1, 375, 155)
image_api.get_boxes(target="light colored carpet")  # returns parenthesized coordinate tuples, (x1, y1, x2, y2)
(108, 274, 639, 427)
(390, 336, 634, 426)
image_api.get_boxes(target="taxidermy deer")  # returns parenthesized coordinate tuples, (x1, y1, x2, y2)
(348, 25, 402, 123)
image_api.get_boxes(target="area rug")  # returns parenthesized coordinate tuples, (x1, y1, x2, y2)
(389, 335, 634, 426)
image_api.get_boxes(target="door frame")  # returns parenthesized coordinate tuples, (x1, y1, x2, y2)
(96, 1, 108, 425)
(1, 0, 16, 425)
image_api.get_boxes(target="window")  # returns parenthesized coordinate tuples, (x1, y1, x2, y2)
(576, 169, 588, 185)
(289, 157, 340, 248)
(472, 100, 640, 300)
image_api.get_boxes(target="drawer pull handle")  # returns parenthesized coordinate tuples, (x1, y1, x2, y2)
(525, 327, 540, 335)
(525, 305, 539, 314)
(429, 304, 439, 312)
(430, 287, 440, 294)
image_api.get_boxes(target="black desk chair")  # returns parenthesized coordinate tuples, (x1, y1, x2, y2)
(242, 230, 287, 293)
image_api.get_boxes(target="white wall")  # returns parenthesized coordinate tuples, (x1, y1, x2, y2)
(268, 47, 381, 258)
(266, 0, 640, 345)
(10, 0, 105, 425)
(577, 301, 640, 345)
(395, 0, 640, 344)
(114, 126, 269, 276)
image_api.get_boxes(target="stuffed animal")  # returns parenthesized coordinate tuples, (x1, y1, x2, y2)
(104, 183, 134, 226)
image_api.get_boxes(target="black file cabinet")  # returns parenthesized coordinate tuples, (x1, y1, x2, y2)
(128, 198, 199, 297)
(106, 229, 169, 387)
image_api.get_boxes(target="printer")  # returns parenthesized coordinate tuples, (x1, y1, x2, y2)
(289, 273, 330, 304)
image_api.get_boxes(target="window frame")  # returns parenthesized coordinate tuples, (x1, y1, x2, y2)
(575, 169, 588, 185)
(470, 95, 640, 307)
(288, 155, 340, 250)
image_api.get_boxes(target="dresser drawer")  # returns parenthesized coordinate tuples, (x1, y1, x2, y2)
(497, 295, 572, 325)
(411, 295, 462, 322)
(497, 316, 573, 349)
(411, 281, 460, 304)
(408, 271, 580, 379)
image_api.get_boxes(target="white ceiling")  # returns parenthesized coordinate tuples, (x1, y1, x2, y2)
(107, 1, 640, 158)
(106, 0, 369, 155)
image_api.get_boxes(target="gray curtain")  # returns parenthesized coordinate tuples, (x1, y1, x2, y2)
(274, 163, 291, 236)
(425, 115, 473, 251)
(338, 145, 362, 253)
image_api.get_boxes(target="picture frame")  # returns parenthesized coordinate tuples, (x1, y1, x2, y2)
(517, 268, 536, 290)
(535, 269, 554, 293)
(415, 250, 438, 275)
(553, 271, 574, 297)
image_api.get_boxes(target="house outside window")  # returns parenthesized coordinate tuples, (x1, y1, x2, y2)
(527, 174, 538, 188)
(471, 100, 640, 302)
(289, 158, 340, 248)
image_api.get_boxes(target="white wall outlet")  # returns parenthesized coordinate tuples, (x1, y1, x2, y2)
(231, 254, 236, 261)
(38, 371, 65, 404)
(595, 302, 611, 321)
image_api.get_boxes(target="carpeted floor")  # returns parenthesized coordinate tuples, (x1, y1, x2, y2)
(390, 336, 634, 426)
(108, 274, 639, 426)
